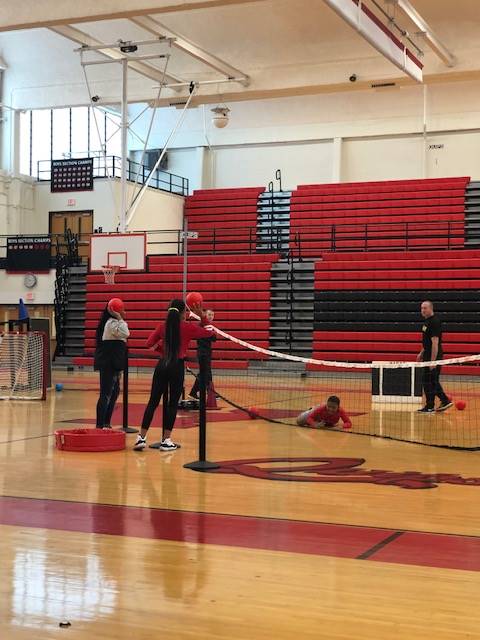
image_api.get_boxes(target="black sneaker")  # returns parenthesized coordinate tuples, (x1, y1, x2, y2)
(436, 401, 453, 412)
(417, 406, 435, 413)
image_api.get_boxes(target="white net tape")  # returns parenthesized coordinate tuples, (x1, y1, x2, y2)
(0, 332, 45, 400)
(197, 316, 480, 370)
(188, 313, 480, 449)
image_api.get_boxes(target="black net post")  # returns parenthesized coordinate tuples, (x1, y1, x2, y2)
(121, 349, 138, 434)
(184, 352, 219, 471)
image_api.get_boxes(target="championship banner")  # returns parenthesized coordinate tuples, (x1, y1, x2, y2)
(51, 158, 94, 192)
(7, 236, 51, 271)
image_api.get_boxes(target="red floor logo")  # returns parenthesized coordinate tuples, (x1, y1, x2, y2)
(209, 457, 480, 490)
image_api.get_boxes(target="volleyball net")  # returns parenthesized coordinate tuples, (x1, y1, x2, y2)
(188, 322, 480, 450)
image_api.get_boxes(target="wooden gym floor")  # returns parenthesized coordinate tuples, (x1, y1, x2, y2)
(0, 370, 479, 639)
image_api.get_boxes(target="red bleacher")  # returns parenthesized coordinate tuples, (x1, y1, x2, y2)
(72, 177, 476, 375)
(291, 177, 469, 255)
(311, 331, 480, 375)
(185, 186, 264, 254)
(313, 247, 480, 372)
(314, 249, 480, 290)
(77, 253, 278, 369)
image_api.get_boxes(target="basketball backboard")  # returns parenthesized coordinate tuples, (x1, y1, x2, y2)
(89, 233, 146, 271)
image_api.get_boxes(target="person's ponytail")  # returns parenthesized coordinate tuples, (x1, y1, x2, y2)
(95, 305, 112, 347)
(164, 298, 185, 364)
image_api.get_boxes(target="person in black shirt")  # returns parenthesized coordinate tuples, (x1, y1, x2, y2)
(189, 309, 216, 399)
(416, 300, 452, 413)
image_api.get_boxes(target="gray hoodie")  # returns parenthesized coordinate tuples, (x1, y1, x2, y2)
(102, 317, 130, 342)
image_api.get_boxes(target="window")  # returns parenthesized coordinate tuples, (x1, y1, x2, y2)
(71, 107, 90, 156)
(18, 106, 122, 178)
(52, 108, 71, 161)
(105, 110, 121, 157)
(31, 110, 51, 179)
(19, 111, 32, 176)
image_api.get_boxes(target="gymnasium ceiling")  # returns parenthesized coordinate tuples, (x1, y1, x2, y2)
(1, 0, 479, 110)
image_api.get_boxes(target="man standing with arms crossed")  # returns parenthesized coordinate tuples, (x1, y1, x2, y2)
(417, 300, 453, 413)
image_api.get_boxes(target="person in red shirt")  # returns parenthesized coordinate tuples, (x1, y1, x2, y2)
(133, 298, 214, 451)
(296, 395, 352, 430)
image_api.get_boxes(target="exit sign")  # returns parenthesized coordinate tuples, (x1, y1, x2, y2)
(67, 198, 76, 206)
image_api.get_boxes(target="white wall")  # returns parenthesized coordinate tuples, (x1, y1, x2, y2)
(127, 184, 184, 255)
(0, 269, 56, 304)
(35, 179, 118, 233)
(342, 136, 425, 182)
(35, 178, 184, 237)
(163, 148, 200, 192)
(426, 131, 480, 179)
(128, 79, 480, 189)
(0, 172, 35, 240)
(0, 179, 184, 304)
(209, 141, 334, 191)
(5, 78, 480, 196)
(164, 128, 480, 191)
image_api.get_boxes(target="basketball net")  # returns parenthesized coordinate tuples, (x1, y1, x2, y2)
(102, 265, 119, 285)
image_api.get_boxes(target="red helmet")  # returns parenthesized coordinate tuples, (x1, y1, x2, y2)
(107, 298, 125, 315)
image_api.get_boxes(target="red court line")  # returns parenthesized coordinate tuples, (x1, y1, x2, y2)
(371, 531, 480, 571)
(0, 495, 478, 571)
(0, 495, 385, 559)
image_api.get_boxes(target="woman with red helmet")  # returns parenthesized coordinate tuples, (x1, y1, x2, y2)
(94, 298, 129, 429)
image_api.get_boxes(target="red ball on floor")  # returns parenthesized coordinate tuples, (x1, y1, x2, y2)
(455, 401, 466, 411)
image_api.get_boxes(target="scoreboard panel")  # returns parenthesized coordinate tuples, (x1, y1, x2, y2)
(7, 237, 51, 272)
(51, 158, 94, 193)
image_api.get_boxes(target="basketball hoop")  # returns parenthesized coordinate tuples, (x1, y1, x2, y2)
(102, 265, 120, 285)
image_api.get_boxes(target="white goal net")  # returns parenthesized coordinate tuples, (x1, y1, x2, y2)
(0, 332, 46, 400)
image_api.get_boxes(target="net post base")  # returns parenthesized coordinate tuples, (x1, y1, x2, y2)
(118, 426, 139, 434)
(149, 441, 182, 449)
(183, 460, 220, 471)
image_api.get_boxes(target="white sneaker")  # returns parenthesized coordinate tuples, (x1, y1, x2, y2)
(160, 438, 179, 451)
(133, 435, 147, 451)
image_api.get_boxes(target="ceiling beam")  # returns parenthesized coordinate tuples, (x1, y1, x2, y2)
(16, 66, 480, 112)
(322, 0, 423, 82)
(130, 15, 250, 86)
(146, 67, 480, 110)
(391, 0, 456, 67)
(0, 0, 268, 33)
(49, 25, 183, 85)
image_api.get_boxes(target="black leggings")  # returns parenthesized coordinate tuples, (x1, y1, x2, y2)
(96, 368, 121, 427)
(141, 359, 185, 432)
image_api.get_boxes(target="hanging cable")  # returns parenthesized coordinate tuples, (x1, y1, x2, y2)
(128, 53, 171, 208)
(125, 83, 197, 228)
(81, 56, 119, 228)
(202, 103, 215, 188)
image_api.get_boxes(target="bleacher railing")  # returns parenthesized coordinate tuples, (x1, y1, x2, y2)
(0, 219, 467, 266)
(185, 219, 465, 255)
(53, 253, 70, 358)
(292, 219, 463, 254)
(36, 155, 189, 197)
